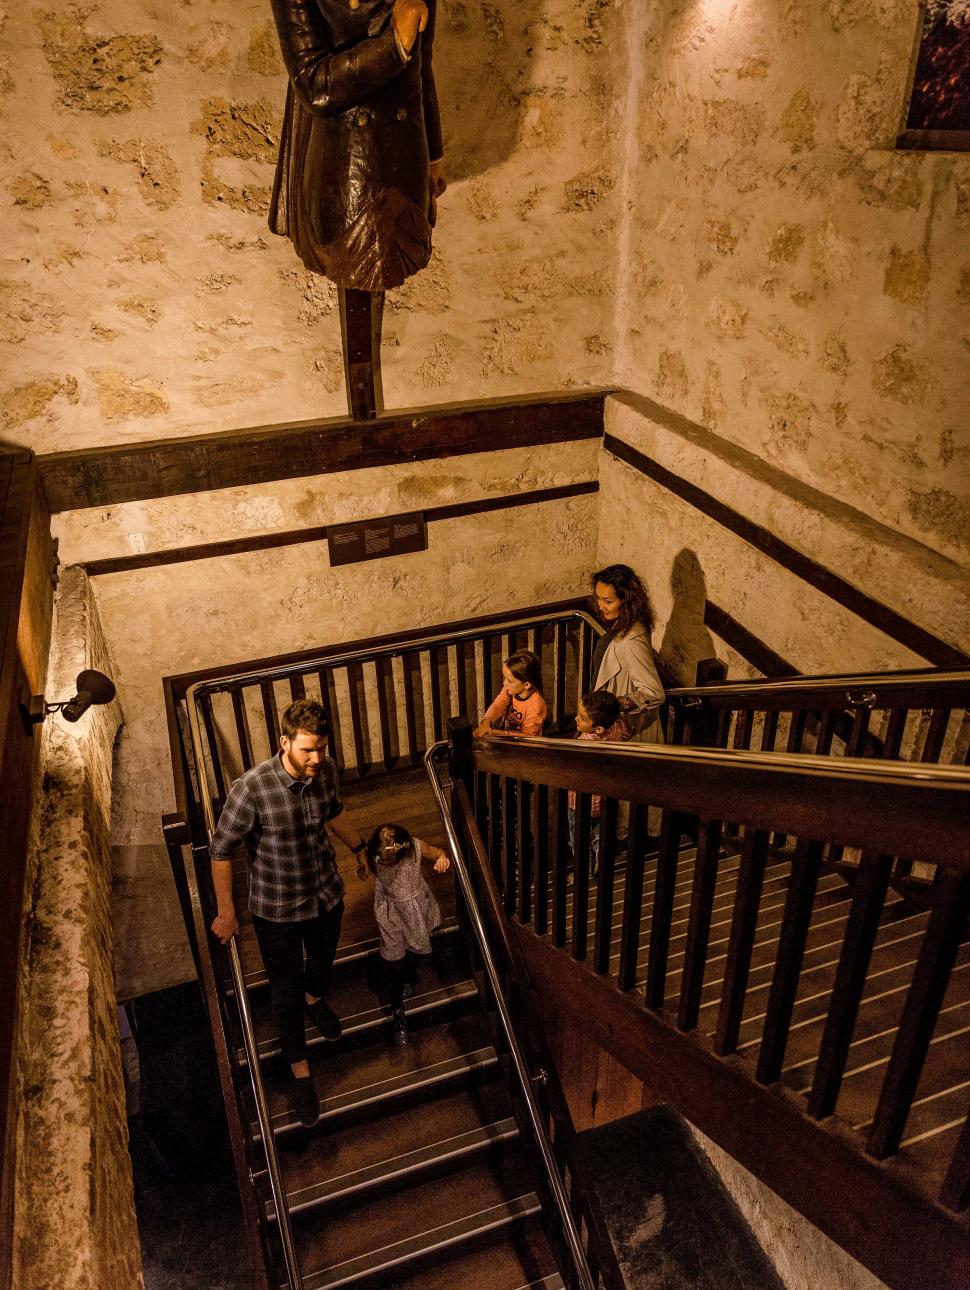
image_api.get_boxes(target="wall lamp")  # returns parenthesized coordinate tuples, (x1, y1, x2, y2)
(21, 669, 117, 732)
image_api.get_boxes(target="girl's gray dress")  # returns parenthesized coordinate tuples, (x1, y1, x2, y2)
(374, 838, 442, 962)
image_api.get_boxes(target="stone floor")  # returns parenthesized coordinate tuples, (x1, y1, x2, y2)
(127, 981, 251, 1290)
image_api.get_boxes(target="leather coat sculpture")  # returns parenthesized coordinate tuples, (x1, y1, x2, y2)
(269, 0, 443, 292)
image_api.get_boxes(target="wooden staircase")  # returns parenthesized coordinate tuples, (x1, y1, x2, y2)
(226, 769, 565, 1290)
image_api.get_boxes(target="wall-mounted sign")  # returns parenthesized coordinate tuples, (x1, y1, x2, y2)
(327, 511, 427, 567)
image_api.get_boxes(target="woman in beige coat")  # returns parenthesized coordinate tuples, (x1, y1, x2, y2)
(591, 564, 665, 744)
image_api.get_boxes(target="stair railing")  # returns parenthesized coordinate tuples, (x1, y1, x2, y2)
(167, 600, 601, 817)
(423, 742, 599, 1290)
(450, 728, 970, 1290)
(181, 696, 307, 1290)
(667, 667, 970, 766)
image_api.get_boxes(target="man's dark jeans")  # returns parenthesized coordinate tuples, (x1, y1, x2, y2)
(252, 900, 344, 1066)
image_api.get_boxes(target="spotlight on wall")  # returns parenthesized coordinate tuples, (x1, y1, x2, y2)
(21, 669, 117, 732)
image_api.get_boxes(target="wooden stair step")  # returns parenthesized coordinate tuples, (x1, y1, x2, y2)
(384, 1235, 564, 1290)
(239, 976, 478, 1065)
(290, 1152, 543, 1290)
(253, 1012, 498, 1139)
(262, 1081, 517, 1216)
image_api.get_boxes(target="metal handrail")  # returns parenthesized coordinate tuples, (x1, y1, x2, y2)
(185, 688, 304, 1290)
(423, 743, 596, 1290)
(191, 607, 603, 697)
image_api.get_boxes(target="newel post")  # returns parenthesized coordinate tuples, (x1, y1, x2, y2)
(447, 716, 474, 795)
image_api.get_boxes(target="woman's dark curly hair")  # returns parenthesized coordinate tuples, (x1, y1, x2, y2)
(591, 564, 655, 637)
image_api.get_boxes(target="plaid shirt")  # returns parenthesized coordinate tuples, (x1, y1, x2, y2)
(210, 753, 345, 922)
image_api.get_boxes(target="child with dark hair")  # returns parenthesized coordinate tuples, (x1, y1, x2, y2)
(357, 823, 451, 1046)
(474, 649, 547, 737)
(568, 688, 631, 874)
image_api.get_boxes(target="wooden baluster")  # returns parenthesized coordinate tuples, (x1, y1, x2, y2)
(882, 705, 907, 759)
(646, 809, 687, 1009)
(593, 797, 620, 975)
(199, 692, 226, 801)
(259, 680, 279, 752)
(808, 852, 895, 1118)
(479, 635, 494, 716)
(346, 662, 369, 777)
(940, 1108, 970, 1211)
(316, 669, 341, 766)
(571, 792, 593, 961)
(733, 708, 754, 751)
(814, 709, 837, 755)
(845, 705, 872, 757)
(502, 777, 518, 914)
(714, 708, 731, 749)
(429, 644, 444, 742)
(230, 688, 253, 771)
(756, 838, 825, 1084)
(867, 869, 970, 1159)
(526, 625, 538, 653)
(375, 656, 395, 772)
(455, 640, 468, 719)
(786, 708, 807, 754)
(618, 805, 650, 991)
(670, 701, 687, 746)
(921, 706, 952, 764)
(578, 622, 593, 695)
(551, 788, 570, 947)
(714, 828, 770, 1056)
(474, 769, 488, 839)
(678, 819, 723, 1031)
(553, 621, 567, 727)
(759, 709, 779, 752)
(288, 673, 306, 701)
(402, 651, 420, 765)
(517, 779, 533, 924)
(534, 783, 550, 935)
(486, 773, 502, 887)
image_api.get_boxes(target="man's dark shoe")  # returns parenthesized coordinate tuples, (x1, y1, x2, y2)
(391, 1006, 409, 1047)
(291, 1074, 319, 1127)
(307, 998, 342, 1041)
(401, 979, 416, 1000)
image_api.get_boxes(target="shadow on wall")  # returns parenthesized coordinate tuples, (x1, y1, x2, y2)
(658, 549, 716, 688)
(434, 0, 545, 182)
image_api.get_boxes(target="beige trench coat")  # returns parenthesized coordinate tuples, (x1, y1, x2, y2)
(594, 622, 665, 744)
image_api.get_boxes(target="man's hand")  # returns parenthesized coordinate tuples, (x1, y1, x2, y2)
(211, 909, 240, 944)
(393, 0, 428, 54)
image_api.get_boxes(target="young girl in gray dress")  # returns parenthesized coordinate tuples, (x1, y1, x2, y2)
(358, 823, 451, 1045)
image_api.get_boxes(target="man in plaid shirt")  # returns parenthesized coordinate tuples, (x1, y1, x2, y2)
(210, 698, 369, 1127)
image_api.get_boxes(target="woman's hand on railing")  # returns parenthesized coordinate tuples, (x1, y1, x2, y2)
(211, 909, 240, 944)
(355, 861, 369, 881)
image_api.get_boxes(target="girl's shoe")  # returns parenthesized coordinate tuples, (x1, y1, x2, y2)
(391, 1006, 409, 1046)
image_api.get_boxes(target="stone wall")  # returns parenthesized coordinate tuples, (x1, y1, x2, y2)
(1, 0, 623, 452)
(13, 569, 141, 1290)
(596, 395, 970, 690)
(616, 0, 970, 569)
(52, 439, 600, 998)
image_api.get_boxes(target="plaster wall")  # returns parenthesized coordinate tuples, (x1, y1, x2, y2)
(51, 440, 600, 998)
(13, 569, 141, 1290)
(616, 0, 970, 569)
(1, 0, 623, 452)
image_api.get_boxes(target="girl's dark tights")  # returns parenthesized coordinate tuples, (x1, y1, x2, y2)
(384, 951, 424, 1007)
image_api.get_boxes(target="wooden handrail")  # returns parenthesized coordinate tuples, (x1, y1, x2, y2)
(471, 737, 970, 868)
(668, 668, 970, 711)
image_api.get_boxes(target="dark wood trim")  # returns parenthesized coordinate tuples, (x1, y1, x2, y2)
(603, 432, 970, 669)
(39, 391, 607, 513)
(77, 482, 599, 577)
(703, 602, 799, 678)
(512, 924, 970, 1290)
